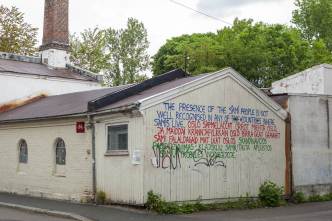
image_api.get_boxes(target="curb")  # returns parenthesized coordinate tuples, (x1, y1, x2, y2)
(0, 202, 94, 221)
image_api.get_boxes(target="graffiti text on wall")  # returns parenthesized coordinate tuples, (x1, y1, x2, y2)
(152, 102, 280, 169)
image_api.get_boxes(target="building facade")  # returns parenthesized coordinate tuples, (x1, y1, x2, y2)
(0, 69, 289, 204)
(0, 0, 103, 105)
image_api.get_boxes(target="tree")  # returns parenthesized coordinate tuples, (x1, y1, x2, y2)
(152, 19, 332, 87)
(70, 18, 149, 86)
(70, 28, 107, 73)
(292, 0, 332, 51)
(0, 5, 38, 55)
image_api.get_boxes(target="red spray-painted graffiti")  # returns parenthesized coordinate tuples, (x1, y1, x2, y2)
(152, 102, 281, 169)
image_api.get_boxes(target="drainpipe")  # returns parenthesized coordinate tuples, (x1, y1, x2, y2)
(326, 99, 330, 149)
(88, 115, 97, 202)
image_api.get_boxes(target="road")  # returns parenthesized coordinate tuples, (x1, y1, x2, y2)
(184, 201, 332, 221)
(0, 199, 331, 221)
(0, 207, 74, 221)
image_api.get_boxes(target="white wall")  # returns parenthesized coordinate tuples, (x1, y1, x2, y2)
(0, 73, 102, 104)
(95, 112, 145, 205)
(142, 76, 286, 202)
(271, 65, 325, 95)
(288, 95, 332, 195)
(0, 118, 93, 201)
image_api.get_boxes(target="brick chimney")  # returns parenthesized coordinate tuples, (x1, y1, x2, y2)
(40, 0, 69, 68)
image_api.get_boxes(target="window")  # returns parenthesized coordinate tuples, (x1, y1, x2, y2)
(107, 125, 128, 151)
(55, 138, 66, 165)
(18, 139, 28, 164)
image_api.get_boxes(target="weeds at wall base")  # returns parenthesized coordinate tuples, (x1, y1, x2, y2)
(145, 191, 266, 215)
(292, 192, 332, 204)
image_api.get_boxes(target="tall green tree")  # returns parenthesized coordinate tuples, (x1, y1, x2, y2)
(152, 19, 332, 87)
(0, 5, 38, 55)
(292, 0, 332, 51)
(70, 18, 149, 86)
(70, 28, 107, 73)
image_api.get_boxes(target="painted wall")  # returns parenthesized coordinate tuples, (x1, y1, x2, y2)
(95, 112, 145, 205)
(142, 76, 286, 202)
(271, 65, 326, 95)
(288, 95, 332, 195)
(0, 119, 93, 201)
(0, 73, 102, 104)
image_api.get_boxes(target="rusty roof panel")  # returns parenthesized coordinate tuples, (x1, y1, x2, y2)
(0, 85, 130, 122)
(0, 74, 204, 122)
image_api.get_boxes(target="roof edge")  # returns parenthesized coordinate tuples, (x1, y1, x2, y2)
(87, 69, 188, 112)
(138, 67, 288, 120)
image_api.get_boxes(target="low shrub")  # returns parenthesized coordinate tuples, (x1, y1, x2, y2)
(258, 181, 284, 207)
(96, 191, 106, 205)
(292, 192, 306, 204)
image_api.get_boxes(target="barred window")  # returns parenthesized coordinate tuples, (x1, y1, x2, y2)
(18, 139, 28, 164)
(107, 125, 128, 151)
(55, 138, 66, 165)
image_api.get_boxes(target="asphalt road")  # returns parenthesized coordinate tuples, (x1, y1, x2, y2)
(0, 207, 74, 221)
(0, 193, 332, 221)
(184, 201, 332, 221)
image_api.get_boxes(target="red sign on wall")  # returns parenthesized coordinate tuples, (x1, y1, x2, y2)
(76, 122, 85, 133)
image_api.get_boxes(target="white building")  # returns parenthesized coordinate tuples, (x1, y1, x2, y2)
(271, 64, 332, 95)
(0, 68, 289, 204)
(0, 0, 103, 105)
(271, 65, 332, 196)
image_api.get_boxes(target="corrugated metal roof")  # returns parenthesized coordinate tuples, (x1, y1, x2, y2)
(0, 59, 98, 82)
(0, 70, 202, 122)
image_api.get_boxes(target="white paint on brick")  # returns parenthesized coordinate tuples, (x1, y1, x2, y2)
(40, 49, 69, 68)
(0, 73, 102, 104)
(0, 119, 93, 202)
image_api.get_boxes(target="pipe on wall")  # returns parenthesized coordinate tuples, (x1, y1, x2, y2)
(87, 115, 97, 201)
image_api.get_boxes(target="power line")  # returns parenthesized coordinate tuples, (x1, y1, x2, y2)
(169, 0, 232, 26)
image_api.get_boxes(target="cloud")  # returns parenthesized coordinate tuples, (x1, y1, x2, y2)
(197, 0, 287, 17)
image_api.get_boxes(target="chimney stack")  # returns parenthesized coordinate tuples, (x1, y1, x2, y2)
(40, 0, 69, 68)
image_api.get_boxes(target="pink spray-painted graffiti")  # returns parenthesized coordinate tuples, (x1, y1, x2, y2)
(152, 102, 281, 169)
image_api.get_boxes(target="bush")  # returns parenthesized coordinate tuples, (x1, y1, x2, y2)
(293, 192, 306, 204)
(96, 191, 106, 204)
(258, 181, 283, 207)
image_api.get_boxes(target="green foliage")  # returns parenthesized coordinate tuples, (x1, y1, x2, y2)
(292, 192, 306, 204)
(308, 193, 332, 202)
(0, 5, 38, 55)
(70, 18, 149, 86)
(152, 18, 332, 88)
(292, 0, 332, 51)
(146, 191, 262, 215)
(258, 181, 284, 207)
(96, 191, 106, 205)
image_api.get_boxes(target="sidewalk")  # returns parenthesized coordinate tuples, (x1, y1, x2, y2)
(0, 192, 187, 221)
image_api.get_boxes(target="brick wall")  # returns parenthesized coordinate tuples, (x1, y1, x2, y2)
(0, 118, 93, 201)
(41, 0, 69, 50)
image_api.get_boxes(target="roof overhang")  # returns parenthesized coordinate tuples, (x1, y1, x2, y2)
(138, 68, 288, 121)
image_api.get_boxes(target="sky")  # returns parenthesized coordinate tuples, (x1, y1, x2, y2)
(1, 0, 296, 56)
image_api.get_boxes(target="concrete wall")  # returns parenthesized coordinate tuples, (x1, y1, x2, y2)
(271, 65, 326, 95)
(288, 95, 332, 195)
(95, 112, 145, 205)
(0, 118, 93, 201)
(0, 73, 102, 104)
(142, 76, 287, 202)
